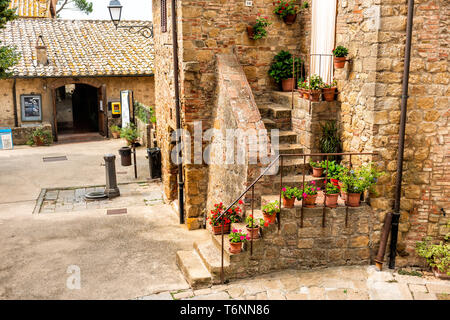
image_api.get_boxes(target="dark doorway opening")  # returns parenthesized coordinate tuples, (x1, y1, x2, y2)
(56, 84, 99, 134)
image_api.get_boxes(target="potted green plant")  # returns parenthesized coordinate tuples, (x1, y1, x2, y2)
(332, 45, 349, 69)
(322, 80, 337, 102)
(301, 181, 320, 208)
(273, 0, 308, 25)
(229, 228, 249, 254)
(268, 50, 302, 92)
(207, 201, 243, 235)
(120, 123, 139, 146)
(110, 125, 121, 139)
(27, 128, 53, 146)
(262, 200, 280, 224)
(281, 186, 300, 208)
(319, 120, 341, 162)
(416, 226, 449, 279)
(298, 78, 309, 99)
(325, 182, 340, 208)
(245, 214, 266, 240)
(308, 74, 323, 101)
(248, 14, 271, 40)
(310, 160, 324, 177)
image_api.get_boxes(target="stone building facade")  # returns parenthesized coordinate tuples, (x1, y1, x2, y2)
(152, 0, 448, 268)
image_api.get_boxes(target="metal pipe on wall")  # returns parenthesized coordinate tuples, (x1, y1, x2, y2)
(12, 78, 18, 127)
(171, 0, 185, 224)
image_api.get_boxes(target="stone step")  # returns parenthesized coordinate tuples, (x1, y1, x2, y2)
(262, 118, 291, 131)
(279, 143, 303, 155)
(277, 130, 298, 144)
(176, 250, 212, 289)
(258, 103, 292, 119)
(194, 241, 230, 280)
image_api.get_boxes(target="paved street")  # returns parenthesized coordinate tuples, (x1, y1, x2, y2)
(140, 266, 450, 301)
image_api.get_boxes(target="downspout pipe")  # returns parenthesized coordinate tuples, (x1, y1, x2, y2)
(376, 0, 414, 270)
(12, 78, 18, 127)
(171, 0, 185, 224)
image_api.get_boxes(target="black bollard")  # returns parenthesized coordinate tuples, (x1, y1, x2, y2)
(104, 154, 120, 198)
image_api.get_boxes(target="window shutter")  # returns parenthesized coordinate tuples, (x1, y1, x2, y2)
(161, 0, 167, 33)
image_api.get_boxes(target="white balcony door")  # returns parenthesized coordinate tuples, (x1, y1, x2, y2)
(310, 0, 337, 84)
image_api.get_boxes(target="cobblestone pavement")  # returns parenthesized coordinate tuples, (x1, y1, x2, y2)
(38, 182, 164, 213)
(137, 266, 450, 300)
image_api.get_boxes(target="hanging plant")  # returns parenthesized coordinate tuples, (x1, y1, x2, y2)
(273, 0, 308, 25)
(248, 14, 272, 40)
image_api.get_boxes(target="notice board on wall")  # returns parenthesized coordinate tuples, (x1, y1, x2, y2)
(0, 128, 13, 150)
(120, 90, 134, 128)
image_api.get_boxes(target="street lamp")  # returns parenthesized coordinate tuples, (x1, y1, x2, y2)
(107, 0, 153, 38)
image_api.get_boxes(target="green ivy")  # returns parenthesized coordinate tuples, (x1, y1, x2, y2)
(134, 101, 156, 124)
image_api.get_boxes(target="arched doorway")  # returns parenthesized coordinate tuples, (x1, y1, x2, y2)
(56, 84, 99, 133)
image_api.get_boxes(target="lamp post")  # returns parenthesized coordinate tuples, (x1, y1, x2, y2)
(108, 0, 153, 38)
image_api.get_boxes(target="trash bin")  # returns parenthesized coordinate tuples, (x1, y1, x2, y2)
(147, 147, 161, 179)
(118, 147, 132, 166)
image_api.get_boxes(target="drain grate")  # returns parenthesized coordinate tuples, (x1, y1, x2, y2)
(43, 156, 68, 162)
(117, 171, 127, 175)
(107, 208, 127, 215)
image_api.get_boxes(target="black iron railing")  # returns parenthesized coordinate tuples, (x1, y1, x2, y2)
(215, 152, 377, 283)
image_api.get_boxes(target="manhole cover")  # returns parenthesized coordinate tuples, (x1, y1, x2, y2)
(43, 156, 68, 162)
(84, 191, 107, 201)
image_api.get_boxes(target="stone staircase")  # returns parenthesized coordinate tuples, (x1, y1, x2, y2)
(176, 90, 344, 289)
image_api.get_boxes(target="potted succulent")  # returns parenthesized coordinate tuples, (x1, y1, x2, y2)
(416, 226, 449, 279)
(207, 201, 243, 235)
(322, 80, 337, 102)
(310, 160, 324, 177)
(229, 229, 250, 254)
(120, 123, 139, 146)
(325, 182, 340, 208)
(281, 186, 300, 208)
(245, 214, 266, 240)
(269, 50, 303, 92)
(301, 181, 320, 208)
(110, 125, 121, 139)
(27, 128, 53, 146)
(262, 200, 280, 224)
(308, 74, 324, 101)
(273, 0, 308, 25)
(248, 14, 271, 40)
(332, 46, 349, 69)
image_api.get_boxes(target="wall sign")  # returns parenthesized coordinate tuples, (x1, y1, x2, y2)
(120, 90, 133, 128)
(21, 94, 42, 122)
(111, 102, 121, 115)
(0, 128, 13, 150)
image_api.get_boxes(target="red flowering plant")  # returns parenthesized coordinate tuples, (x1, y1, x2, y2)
(273, 0, 308, 19)
(246, 214, 267, 229)
(207, 200, 244, 226)
(301, 180, 321, 198)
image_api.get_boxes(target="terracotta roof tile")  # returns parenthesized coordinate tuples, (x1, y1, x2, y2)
(1, 18, 154, 77)
(8, 0, 51, 18)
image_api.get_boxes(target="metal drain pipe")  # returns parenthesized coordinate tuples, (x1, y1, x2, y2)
(171, 0, 185, 224)
(375, 0, 415, 270)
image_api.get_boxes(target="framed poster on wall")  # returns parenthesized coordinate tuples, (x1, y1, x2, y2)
(20, 94, 42, 121)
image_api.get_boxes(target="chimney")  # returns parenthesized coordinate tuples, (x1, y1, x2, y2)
(36, 36, 48, 66)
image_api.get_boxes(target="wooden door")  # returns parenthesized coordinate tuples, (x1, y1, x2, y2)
(98, 84, 107, 136)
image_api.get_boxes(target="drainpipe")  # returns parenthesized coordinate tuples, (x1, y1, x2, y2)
(171, 0, 185, 224)
(376, 0, 415, 270)
(12, 78, 18, 127)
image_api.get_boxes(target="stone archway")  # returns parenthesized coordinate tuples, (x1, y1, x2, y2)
(48, 78, 107, 140)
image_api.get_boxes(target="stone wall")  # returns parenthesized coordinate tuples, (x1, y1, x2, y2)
(0, 76, 155, 132)
(11, 122, 52, 145)
(334, 0, 449, 266)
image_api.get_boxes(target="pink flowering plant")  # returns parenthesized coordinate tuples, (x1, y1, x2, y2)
(281, 186, 301, 200)
(301, 180, 320, 197)
(246, 214, 267, 228)
(229, 229, 250, 243)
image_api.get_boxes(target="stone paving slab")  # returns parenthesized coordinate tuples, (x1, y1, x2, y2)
(136, 266, 448, 300)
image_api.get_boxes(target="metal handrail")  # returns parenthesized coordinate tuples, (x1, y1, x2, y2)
(217, 151, 378, 283)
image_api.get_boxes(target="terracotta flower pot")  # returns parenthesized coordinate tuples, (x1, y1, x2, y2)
(325, 193, 339, 208)
(246, 226, 260, 239)
(334, 56, 346, 69)
(433, 266, 450, 280)
(263, 212, 277, 224)
(247, 26, 255, 39)
(229, 241, 243, 254)
(212, 223, 231, 235)
(283, 13, 297, 25)
(304, 194, 317, 208)
(341, 191, 348, 202)
(309, 89, 321, 101)
(312, 167, 324, 177)
(282, 197, 295, 208)
(322, 87, 337, 102)
(112, 131, 120, 139)
(303, 90, 310, 100)
(347, 193, 361, 207)
(281, 78, 295, 92)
